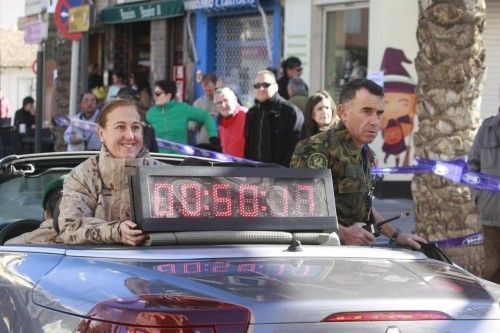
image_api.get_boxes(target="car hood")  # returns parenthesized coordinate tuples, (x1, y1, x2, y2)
(32, 245, 500, 323)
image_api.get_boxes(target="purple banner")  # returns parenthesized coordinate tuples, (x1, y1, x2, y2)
(430, 231, 483, 248)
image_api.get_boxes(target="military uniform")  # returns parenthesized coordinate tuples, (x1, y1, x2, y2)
(57, 146, 164, 244)
(290, 121, 375, 227)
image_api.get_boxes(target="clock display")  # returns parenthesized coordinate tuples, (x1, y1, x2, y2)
(149, 176, 328, 219)
(130, 166, 337, 232)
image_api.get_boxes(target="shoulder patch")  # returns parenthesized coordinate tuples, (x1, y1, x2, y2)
(306, 152, 329, 169)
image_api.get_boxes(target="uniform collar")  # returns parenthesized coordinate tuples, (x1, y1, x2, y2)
(335, 121, 375, 161)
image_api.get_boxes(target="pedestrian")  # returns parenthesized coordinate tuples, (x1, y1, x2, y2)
(467, 107, 500, 283)
(303, 90, 340, 138)
(58, 97, 165, 245)
(105, 70, 127, 102)
(193, 73, 219, 144)
(290, 78, 426, 248)
(146, 79, 219, 154)
(287, 77, 309, 113)
(277, 56, 306, 100)
(245, 69, 304, 166)
(13, 96, 35, 135)
(64, 92, 101, 151)
(214, 87, 247, 157)
(0, 90, 12, 126)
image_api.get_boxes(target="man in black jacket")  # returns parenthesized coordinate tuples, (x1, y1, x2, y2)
(245, 70, 304, 166)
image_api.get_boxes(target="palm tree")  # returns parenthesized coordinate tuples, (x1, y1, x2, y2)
(412, 0, 486, 275)
(53, 38, 72, 152)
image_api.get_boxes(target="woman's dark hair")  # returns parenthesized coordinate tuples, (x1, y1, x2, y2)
(22, 96, 35, 108)
(304, 90, 339, 137)
(155, 79, 177, 97)
(96, 97, 140, 128)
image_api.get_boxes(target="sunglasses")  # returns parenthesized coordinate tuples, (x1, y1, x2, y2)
(253, 82, 273, 89)
(154, 91, 164, 97)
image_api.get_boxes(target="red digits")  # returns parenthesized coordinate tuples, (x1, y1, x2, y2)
(270, 185, 289, 217)
(212, 183, 232, 217)
(239, 184, 259, 217)
(180, 183, 202, 217)
(236, 263, 256, 272)
(153, 182, 174, 217)
(183, 261, 202, 274)
(296, 185, 315, 216)
(155, 263, 176, 274)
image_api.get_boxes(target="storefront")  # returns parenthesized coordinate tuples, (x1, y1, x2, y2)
(98, 0, 185, 90)
(186, 0, 282, 106)
(285, 0, 419, 187)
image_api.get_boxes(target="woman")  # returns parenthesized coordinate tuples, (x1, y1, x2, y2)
(57, 97, 164, 245)
(303, 90, 340, 138)
(146, 79, 219, 153)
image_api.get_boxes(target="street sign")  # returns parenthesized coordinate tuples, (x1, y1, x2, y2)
(54, 0, 82, 40)
(69, 5, 90, 33)
(24, 20, 48, 44)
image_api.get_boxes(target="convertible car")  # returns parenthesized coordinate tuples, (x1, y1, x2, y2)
(0, 152, 499, 333)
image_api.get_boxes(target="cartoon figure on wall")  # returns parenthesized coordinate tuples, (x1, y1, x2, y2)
(380, 47, 416, 167)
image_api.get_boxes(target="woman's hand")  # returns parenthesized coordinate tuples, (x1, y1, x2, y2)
(119, 220, 146, 246)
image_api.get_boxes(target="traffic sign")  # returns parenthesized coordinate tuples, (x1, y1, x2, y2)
(54, 0, 82, 40)
(69, 4, 90, 33)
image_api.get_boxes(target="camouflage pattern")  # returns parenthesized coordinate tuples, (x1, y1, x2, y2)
(56, 146, 164, 244)
(290, 121, 375, 226)
(4, 219, 63, 245)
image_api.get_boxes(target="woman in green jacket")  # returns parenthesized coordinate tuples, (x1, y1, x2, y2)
(146, 79, 219, 153)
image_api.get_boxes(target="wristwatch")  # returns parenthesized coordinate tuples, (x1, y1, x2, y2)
(389, 228, 401, 244)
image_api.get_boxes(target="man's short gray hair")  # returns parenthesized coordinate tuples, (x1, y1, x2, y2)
(215, 86, 237, 100)
(287, 77, 308, 96)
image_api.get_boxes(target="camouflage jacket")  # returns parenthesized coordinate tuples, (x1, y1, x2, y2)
(57, 147, 164, 244)
(290, 121, 375, 226)
(4, 218, 63, 245)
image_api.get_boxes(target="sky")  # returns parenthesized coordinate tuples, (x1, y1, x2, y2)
(0, 0, 26, 29)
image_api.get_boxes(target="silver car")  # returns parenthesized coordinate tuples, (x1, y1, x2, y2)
(0, 152, 499, 333)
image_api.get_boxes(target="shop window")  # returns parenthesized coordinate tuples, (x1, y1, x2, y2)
(323, 6, 369, 101)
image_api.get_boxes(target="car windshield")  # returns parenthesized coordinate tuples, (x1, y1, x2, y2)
(0, 170, 68, 224)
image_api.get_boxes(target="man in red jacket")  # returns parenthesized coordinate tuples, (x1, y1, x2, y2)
(214, 87, 247, 157)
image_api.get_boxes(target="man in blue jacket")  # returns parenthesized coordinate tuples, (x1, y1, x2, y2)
(64, 92, 101, 151)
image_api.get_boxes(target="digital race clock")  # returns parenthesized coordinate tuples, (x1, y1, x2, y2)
(130, 166, 337, 232)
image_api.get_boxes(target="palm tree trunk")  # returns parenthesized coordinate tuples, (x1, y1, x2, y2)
(412, 0, 486, 275)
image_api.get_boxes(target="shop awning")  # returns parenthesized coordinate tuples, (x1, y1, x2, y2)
(99, 0, 184, 24)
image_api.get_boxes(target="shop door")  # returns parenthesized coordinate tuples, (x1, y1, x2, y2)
(214, 13, 273, 107)
(322, 3, 369, 101)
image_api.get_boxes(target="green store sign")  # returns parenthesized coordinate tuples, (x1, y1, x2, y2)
(100, 0, 184, 24)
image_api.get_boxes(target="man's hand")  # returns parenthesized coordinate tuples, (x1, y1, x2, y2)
(120, 220, 147, 246)
(395, 232, 427, 250)
(338, 223, 376, 245)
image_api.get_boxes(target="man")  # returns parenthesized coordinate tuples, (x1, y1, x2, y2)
(14, 96, 35, 135)
(245, 70, 304, 167)
(291, 79, 425, 248)
(193, 73, 218, 144)
(468, 108, 500, 283)
(287, 76, 309, 113)
(214, 87, 247, 157)
(277, 56, 306, 100)
(64, 92, 101, 151)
